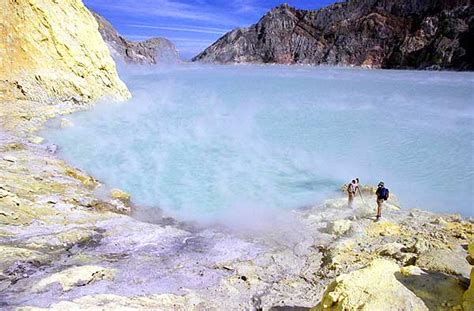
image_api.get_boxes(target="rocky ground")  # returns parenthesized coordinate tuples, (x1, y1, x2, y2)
(0, 99, 472, 310)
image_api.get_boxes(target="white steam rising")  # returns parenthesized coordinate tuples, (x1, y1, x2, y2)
(43, 64, 474, 222)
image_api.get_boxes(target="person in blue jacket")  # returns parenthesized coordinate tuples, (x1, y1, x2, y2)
(375, 181, 389, 221)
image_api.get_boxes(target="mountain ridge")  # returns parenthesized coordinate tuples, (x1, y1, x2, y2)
(193, 0, 473, 70)
(92, 11, 179, 64)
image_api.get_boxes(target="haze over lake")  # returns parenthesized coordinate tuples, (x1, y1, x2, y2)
(43, 65, 474, 221)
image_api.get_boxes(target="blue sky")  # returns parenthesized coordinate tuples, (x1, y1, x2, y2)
(84, 0, 338, 59)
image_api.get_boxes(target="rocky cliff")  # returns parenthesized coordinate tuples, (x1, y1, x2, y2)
(0, 0, 130, 102)
(193, 0, 473, 70)
(92, 12, 179, 64)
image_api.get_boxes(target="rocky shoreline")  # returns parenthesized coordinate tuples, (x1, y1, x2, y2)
(0, 100, 472, 309)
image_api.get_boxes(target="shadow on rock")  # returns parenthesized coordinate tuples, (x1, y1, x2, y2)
(395, 270, 468, 309)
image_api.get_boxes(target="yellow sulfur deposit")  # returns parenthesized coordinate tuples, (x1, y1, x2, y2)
(0, 0, 130, 102)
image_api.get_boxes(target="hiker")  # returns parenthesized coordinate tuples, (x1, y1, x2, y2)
(347, 179, 357, 208)
(354, 178, 360, 194)
(375, 181, 389, 221)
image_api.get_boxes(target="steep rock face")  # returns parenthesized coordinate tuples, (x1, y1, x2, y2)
(0, 0, 130, 102)
(92, 12, 179, 64)
(193, 0, 473, 70)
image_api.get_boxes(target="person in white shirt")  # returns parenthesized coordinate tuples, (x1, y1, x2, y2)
(347, 179, 357, 208)
(354, 177, 360, 195)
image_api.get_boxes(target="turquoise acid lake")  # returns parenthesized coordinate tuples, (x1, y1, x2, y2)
(43, 65, 474, 220)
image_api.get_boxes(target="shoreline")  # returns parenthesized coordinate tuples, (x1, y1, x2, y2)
(0, 97, 473, 309)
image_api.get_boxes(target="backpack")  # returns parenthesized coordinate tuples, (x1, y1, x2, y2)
(381, 188, 389, 201)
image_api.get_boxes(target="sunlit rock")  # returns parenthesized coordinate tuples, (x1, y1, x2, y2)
(23, 227, 101, 251)
(400, 265, 424, 276)
(28, 136, 44, 145)
(366, 221, 402, 237)
(0, 0, 130, 102)
(64, 167, 98, 188)
(110, 188, 131, 204)
(32, 265, 116, 292)
(313, 259, 428, 310)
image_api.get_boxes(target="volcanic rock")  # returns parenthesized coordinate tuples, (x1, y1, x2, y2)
(193, 0, 473, 70)
(92, 12, 179, 64)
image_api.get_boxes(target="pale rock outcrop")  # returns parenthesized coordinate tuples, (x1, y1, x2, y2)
(0, 0, 130, 102)
(313, 259, 428, 310)
(32, 265, 116, 292)
(400, 265, 424, 276)
(23, 227, 101, 250)
(64, 166, 98, 188)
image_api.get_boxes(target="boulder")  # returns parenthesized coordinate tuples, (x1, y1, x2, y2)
(313, 259, 428, 310)
(417, 248, 471, 278)
(32, 265, 116, 292)
(377, 242, 417, 266)
(377, 242, 405, 257)
(325, 220, 352, 236)
(110, 188, 131, 203)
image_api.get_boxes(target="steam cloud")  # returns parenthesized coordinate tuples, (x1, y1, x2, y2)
(43, 64, 474, 223)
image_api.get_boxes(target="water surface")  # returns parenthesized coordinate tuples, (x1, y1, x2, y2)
(43, 65, 474, 220)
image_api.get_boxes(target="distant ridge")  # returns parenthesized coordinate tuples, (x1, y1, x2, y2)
(193, 0, 473, 70)
(92, 12, 180, 64)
